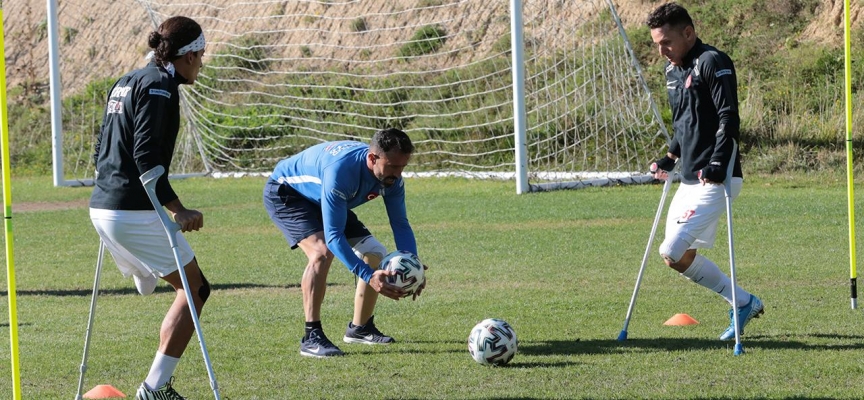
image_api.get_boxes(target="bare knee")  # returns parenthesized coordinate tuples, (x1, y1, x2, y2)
(305, 248, 334, 272)
(308, 250, 332, 263)
(659, 238, 697, 273)
(662, 250, 697, 273)
(664, 258, 687, 273)
(163, 258, 208, 304)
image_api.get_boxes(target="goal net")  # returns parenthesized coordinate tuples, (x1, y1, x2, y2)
(43, 0, 669, 191)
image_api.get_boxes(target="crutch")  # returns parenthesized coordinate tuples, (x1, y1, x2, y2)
(74, 240, 106, 400)
(723, 142, 745, 355)
(618, 167, 675, 341)
(139, 165, 222, 399)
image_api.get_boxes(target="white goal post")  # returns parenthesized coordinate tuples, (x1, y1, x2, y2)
(46, 0, 669, 192)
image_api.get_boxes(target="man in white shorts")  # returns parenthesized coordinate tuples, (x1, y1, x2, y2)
(89, 15, 210, 400)
(647, 3, 763, 341)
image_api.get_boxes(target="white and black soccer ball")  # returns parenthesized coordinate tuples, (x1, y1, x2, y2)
(379, 250, 424, 295)
(467, 318, 518, 366)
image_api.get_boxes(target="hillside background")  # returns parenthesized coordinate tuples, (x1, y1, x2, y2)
(4, 0, 861, 95)
(3, 0, 864, 175)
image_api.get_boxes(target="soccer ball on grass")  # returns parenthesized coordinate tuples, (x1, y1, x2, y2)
(467, 318, 518, 366)
(379, 250, 424, 296)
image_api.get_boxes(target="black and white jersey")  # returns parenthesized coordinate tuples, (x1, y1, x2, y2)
(90, 61, 186, 210)
(664, 39, 742, 184)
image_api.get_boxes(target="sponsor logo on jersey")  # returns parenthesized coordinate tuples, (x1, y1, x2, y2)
(331, 188, 347, 200)
(715, 69, 732, 78)
(685, 74, 692, 88)
(366, 192, 379, 201)
(109, 86, 132, 98)
(149, 88, 171, 98)
(324, 141, 362, 156)
(106, 100, 123, 115)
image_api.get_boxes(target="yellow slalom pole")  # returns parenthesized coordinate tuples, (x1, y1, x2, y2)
(844, 0, 857, 310)
(0, 6, 23, 399)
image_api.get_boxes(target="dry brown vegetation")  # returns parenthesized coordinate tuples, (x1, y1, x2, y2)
(2, 0, 860, 97)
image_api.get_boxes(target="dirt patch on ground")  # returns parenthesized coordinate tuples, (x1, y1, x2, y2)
(12, 199, 88, 213)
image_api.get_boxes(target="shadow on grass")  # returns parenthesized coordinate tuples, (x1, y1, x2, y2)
(0, 281, 315, 297)
(387, 398, 864, 400)
(389, 398, 859, 400)
(519, 335, 864, 355)
(687, 398, 860, 400)
(384, 398, 548, 400)
(0, 322, 32, 328)
(345, 339, 582, 367)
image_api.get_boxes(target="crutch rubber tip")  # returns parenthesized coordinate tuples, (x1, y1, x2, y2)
(617, 330, 628, 341)
(733, 344, 745, 356)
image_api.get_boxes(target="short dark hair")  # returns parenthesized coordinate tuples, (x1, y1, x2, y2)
(646, 2, 694, 30)
(370, 128, 414, 155)
(147, 16, 203, 64)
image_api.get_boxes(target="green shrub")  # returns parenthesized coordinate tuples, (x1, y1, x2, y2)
(62, 27, 78, 44)
(350, 17, 367, 32)
(398, 25, 447, 58)
(211, 34, 273, 72)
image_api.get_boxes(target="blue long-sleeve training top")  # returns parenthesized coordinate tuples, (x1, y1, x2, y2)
(269, 141, 418, 282)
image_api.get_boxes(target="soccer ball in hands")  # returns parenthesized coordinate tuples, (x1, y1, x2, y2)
(467, 318, 518, 366)
(379, 250, 424, 296)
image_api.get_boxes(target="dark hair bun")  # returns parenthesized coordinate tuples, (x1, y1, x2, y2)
(147, 31, 162, 49)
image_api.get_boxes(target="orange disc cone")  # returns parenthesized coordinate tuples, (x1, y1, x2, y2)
(663, 313, 699, 326)
(83, 384, 126, 399)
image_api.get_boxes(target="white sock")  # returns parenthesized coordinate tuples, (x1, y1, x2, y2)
(144, 352, 180, 390)
(681, 255, 751, 308)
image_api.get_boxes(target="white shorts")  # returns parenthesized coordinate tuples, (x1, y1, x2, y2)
(90, 208, 195, 278)
(664, 178, 743, 250)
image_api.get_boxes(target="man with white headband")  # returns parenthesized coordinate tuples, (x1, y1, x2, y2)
(89, 16, 210, 400)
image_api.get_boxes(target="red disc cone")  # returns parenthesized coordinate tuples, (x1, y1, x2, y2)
(83, 384, 126, 399)
(663, 313, 699, 326)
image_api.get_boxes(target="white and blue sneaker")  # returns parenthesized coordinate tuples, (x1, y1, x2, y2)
(719, 294, 764, 341)
(300, 329, 344, 358)
(343, 316, 395, 345)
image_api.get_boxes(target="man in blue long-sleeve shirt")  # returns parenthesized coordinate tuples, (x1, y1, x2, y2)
(646, 3, 763, 341)
(264, 128, 426, 357)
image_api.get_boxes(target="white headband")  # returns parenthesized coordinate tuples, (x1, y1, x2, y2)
(145, 32, 206, 60)
(176, 32, 206, 56)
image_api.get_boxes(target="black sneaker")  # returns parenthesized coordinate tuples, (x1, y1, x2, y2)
(343, 315, 395, 345)
(135, 377, 185, 400)
(300, 328, 345, 358)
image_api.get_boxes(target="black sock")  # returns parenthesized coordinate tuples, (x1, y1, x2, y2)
(304, 321, 322, 338)
(349, 317, 371, 329)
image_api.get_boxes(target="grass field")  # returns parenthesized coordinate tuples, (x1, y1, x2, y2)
(1, 173, 864, 399)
